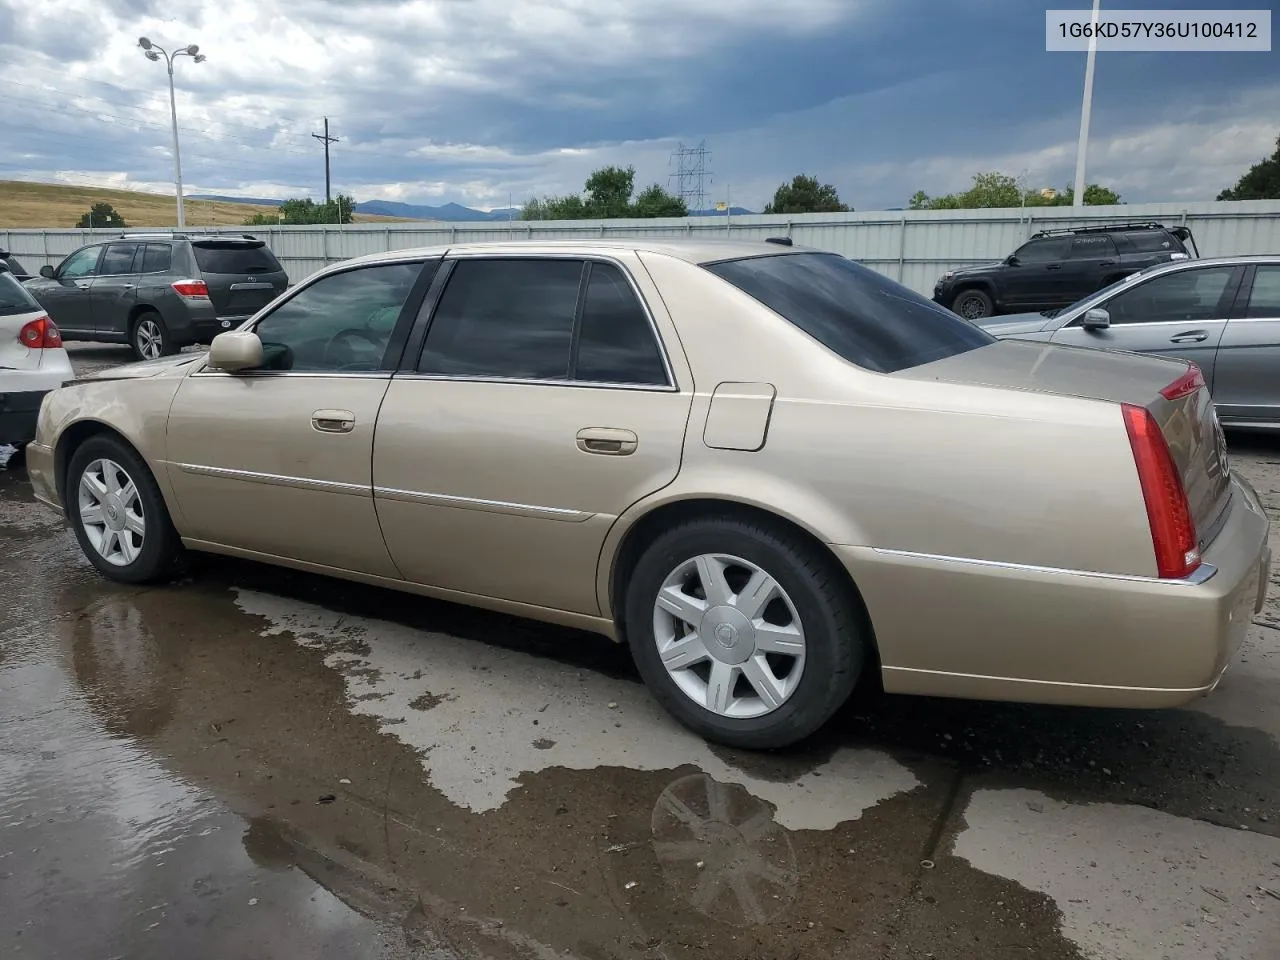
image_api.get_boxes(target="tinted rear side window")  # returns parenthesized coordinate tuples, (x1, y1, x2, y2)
(192, 242, 282, 274)
(139, 243, 173, 273)
(0, 271, 39, 316)
(574, 262, 668, 385)
(704, 253, 993, 373)
(1124, 231, 1183, 254)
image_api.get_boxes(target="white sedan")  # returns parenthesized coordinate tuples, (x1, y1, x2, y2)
(0, 266, 72, 448)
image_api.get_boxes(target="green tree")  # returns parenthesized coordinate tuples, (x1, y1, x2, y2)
(1217, 135, 1280, 200)
(762, 174, 850, 214)
(520, 166, 687, 220)
(76, 202, 127, 228)
(911, 172, 1121, 209)
(244, 194, 355, 225)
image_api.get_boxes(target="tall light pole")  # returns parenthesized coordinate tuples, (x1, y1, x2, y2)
(1072, 0, 1102, 209)
(138, 37, 206, 229)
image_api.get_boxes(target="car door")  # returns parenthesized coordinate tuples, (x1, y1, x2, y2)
(1049, 264, 1244, 389)
(1003, 237, 1070, 307)
(1211, 263, 1280, 424)
(26, 245, 103, 335)
(163, 258, 436, 575)
(372, 253, 693, 616)
(91, 242, 142, 338)
(1060, 234, 1119, 302)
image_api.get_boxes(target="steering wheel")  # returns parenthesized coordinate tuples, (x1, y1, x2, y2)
(323, 328, 384, 368)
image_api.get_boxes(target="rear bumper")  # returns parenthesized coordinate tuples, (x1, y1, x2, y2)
(838, 476, 1271, 708)
(0, 390, 46, 445)
(192, 314, 252, 343)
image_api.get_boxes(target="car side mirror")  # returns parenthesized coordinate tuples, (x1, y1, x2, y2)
(207, 331, 263, 372)
(1004, 255, 1020, 266)
(39, 265, 55, 279)
(1082, 307, 1111, 331)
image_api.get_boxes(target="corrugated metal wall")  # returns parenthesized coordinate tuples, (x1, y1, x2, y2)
(5, 200, 1279, 297)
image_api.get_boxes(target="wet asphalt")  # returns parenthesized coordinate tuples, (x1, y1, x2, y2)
(2, 344, 1279, 960)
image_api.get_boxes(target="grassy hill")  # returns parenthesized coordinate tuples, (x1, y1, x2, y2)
(0, 180, 413, 229)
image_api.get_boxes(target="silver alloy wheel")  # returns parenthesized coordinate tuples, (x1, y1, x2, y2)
(652, 553, 806, 719)
(77, 458, 146, 567)
(135, 318, 163, 360)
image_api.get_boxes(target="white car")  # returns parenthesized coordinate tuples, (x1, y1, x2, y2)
(0, 267, 72, 448)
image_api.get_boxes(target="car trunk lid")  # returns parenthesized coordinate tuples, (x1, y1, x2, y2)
(190, 239, 289, 318)
(0, 271, 51, 373)
(902, 339, 1232, 551)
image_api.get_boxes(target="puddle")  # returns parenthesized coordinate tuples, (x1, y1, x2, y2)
(233, 588, 922, 828)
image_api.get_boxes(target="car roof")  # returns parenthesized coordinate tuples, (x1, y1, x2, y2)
(340, 237, 810, 270)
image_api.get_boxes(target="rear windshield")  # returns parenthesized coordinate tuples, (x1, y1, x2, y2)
(703, 252, 993, 373)
(0, 270, 39, 317)
(4, 257, 29, 276)
(191, 241, 283, 275)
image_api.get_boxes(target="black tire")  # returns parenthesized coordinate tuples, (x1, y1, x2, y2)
(951, 288, 994, 320)
(66, 434, 186, 584)
(130, 310, 177, 361)
(624, 516, 864, 749)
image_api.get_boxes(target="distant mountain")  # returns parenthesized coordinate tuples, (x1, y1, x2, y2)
(188, 194, 757, 221)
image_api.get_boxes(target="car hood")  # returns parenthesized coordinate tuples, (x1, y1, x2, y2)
(946, 261, 1004, 278)
(73, 353, 205, 383)
(975, 313, 1055, 337)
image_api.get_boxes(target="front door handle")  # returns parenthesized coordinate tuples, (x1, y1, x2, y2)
(1045, 264, 1062, 270)
(312, 409, 355, 433)
(1098, 260, 1116, 266)
(1170, 331, 1209, 344)
(74, 281, 91, 289)
(576, 427, 637, 456)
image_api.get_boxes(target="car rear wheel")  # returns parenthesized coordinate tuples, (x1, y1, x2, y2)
(624, 516, 864, 749)
(67, 435, 186, 584)
(951, 289, 994, 320)
(130, 311, 176, 361)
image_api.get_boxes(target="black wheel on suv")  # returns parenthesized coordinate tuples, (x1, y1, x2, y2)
(130, 310, 177, 361)
(952, 288, 994, 320)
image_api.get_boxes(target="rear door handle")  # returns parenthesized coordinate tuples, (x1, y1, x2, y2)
(1098, 260, 1116, 266)
(576, 427, 637, 456)
(312, 409, 355, 433)
(1045, 264, 1062, 270)
(1169, 331, 1209, 344)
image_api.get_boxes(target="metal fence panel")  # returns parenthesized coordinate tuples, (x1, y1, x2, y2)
(4, 200, 1279, 296)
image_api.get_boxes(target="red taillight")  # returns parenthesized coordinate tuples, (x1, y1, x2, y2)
(18, 314, 63, 349)
(1122, 403, 1200, 579)
(171, 279, 209, 298)
(1160, 364, 1205, 401)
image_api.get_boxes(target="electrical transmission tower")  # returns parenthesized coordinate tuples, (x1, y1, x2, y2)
(668, 141, 711, 213)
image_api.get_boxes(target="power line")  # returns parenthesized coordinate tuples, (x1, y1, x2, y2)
(312, 117, 339, 204)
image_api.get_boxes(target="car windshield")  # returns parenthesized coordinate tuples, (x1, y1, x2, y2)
(704, 251, 993, 373)
(0, 269, 40, 317)
(1039, 268, 1155, 318)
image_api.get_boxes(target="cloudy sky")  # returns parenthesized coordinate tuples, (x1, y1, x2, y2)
(1, 0, 1277, 212)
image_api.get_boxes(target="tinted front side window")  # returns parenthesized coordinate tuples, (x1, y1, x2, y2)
(139, 243, 173, 273)
(418, 259, 582, 379)
(705, 253, 993, 373)
(98, 243, 139, 276)
(1014, 238, 1068, 263)
(192, 242, 282, 274)
(0, 271, 39, 316)
(1244, 266, 1280, 318)
(574, 263, 667, 385)
(252, 262, 423, 372)
(1100, 266, 1236, 325)
(59, 246, 102, 279)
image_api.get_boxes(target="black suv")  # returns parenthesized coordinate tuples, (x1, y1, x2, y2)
(25, 233, 290, 360)
(933, 222, 1199, 320)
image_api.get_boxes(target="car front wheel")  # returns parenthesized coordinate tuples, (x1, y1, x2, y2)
(624, 516, 864, 749)
(67, 435, 186, 583)
(951, 289, 994, 320)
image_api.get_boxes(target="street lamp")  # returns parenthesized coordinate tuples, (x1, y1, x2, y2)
(1071, 0, 1102, 210)
(138, 37, 206, 228)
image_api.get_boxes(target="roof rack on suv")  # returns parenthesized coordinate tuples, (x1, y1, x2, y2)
(118, 232, 190, 240)
(1029, 222, 1168, 240)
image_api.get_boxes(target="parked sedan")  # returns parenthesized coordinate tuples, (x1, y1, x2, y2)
(24, 240, 1271, 749)
(978, 255, 1280, 431)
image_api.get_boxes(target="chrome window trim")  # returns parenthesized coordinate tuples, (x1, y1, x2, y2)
(871, 547, 1218, 587)
(191, 369, 393, 380)
(422, 252, 678, 390)
(391, 372, 679, 393)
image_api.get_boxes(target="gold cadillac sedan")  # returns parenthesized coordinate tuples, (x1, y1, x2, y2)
(25, 239, 1273, 748)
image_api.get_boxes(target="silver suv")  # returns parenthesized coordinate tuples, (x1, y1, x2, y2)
(25, 233, 290, 360)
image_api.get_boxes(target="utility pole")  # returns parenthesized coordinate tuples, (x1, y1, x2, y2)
(312, 117, 339, 204)
(1072, 0, 1102, 209)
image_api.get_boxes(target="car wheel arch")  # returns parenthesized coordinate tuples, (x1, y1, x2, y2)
(55, 420, 156, 517)
(601, 495, 880, 669)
